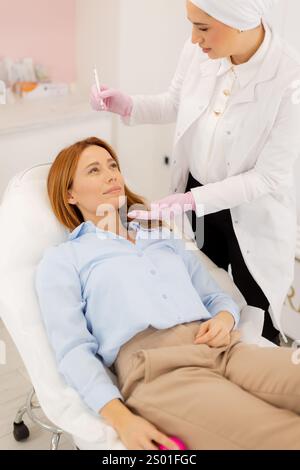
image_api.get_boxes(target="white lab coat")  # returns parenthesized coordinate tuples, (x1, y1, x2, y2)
(122, 25, 300, 337)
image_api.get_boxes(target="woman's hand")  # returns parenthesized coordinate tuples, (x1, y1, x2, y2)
(194, 311, 235, 348)
(115, 413, 181, 451)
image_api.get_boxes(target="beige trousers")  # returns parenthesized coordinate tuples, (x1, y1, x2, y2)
(113, 321, 300, 450)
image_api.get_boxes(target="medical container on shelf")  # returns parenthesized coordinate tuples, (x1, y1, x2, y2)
(17, 82, 70, 101)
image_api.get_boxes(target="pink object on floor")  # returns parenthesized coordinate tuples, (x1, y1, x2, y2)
(158, 436, 188, 450)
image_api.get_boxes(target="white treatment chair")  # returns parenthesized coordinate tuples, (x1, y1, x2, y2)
(0, 163, 276, 450)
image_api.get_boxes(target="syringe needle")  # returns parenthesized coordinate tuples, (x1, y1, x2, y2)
(93, 66, 105, 108)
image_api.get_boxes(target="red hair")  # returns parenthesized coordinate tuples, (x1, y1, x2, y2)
(47, 136, 163, 232)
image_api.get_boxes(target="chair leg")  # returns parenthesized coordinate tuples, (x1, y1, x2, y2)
(13, 403, 30, 441)
(13, 386, 63, 449)
(51, 432, 61, 450)
(14, 404, 27, 424)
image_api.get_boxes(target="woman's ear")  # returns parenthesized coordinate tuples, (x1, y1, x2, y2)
(67, 191, 77, 205)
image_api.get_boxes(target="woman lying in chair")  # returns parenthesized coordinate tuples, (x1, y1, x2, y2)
(35, 137, 300, 450)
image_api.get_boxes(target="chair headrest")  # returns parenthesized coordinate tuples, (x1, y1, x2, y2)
(0, 163, 69, 272)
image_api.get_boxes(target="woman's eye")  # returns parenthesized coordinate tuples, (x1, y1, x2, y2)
(89, 167, 99, 174)
(89, 163, 117, 174)
(198, 28, 208, 32)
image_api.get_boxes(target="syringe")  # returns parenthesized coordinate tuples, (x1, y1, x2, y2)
(93, 66, 105, 109)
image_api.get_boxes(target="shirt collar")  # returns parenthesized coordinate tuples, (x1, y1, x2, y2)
(68, 219, 159, 241)
(216, 20, 271, 88)
(68, 220, 97, 240)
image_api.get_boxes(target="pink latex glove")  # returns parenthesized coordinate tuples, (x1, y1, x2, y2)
(90, 84, 133, 117)
(128, 192, 196, 221)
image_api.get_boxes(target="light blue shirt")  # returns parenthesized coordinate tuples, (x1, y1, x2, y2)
(35, 220, 240, 415)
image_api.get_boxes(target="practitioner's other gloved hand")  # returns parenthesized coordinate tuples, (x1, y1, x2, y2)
(194, 311, 236, 348)
(115, 413, 181, 451)
(90, 84, 133, 117)
(128, 192, 196, 221)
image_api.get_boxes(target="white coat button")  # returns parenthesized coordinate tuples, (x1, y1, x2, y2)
(226, 131, 232, 135)
(162, 294, 168, 300)
(173, 160, 177, 165)
(247, 250, 251, 254)
(150, 269, 156, 275)
(234, 220, 238, 224)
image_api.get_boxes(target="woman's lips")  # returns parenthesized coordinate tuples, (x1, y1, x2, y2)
(202, 48, 211, 53)
(104, 188, 121, 195)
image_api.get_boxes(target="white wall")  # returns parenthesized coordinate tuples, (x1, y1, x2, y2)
(76, 0, 120, 92)
(76, 0, 121, 145)
(116, 0, 189, 200)
(0, 114, 112, 201)
(76, 0, 190, 201)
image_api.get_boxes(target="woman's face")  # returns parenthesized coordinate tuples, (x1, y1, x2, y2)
(186, 0, 241, 59)
(67, 145, 125, 222)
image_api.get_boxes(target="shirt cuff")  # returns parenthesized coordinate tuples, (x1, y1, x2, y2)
(84, 382, 124, 415)
(190, 176, 247, 217)
(208, 302, 240, 330)
(120, 96, 136, 126)
(190, 187, 205, 218)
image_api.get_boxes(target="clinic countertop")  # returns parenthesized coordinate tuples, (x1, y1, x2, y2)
(0, 94, 105, 136)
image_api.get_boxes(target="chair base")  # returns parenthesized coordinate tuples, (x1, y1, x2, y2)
(13, 387, 63, 450)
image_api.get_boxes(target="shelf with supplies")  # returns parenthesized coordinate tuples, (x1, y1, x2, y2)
(0, 93, 106, 136)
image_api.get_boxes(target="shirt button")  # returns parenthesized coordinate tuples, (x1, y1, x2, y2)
(213, 110, 222, 116)
(247, 250, 251, 255)
(223, 89, 231, 96)
(234, 220, 239, 224)
(162, 294, 168, 300)
(150, 269, 156, 275)
(226, 131, 232, 135)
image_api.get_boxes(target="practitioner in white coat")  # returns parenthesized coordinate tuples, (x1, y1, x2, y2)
(90, 0, 300, 345)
